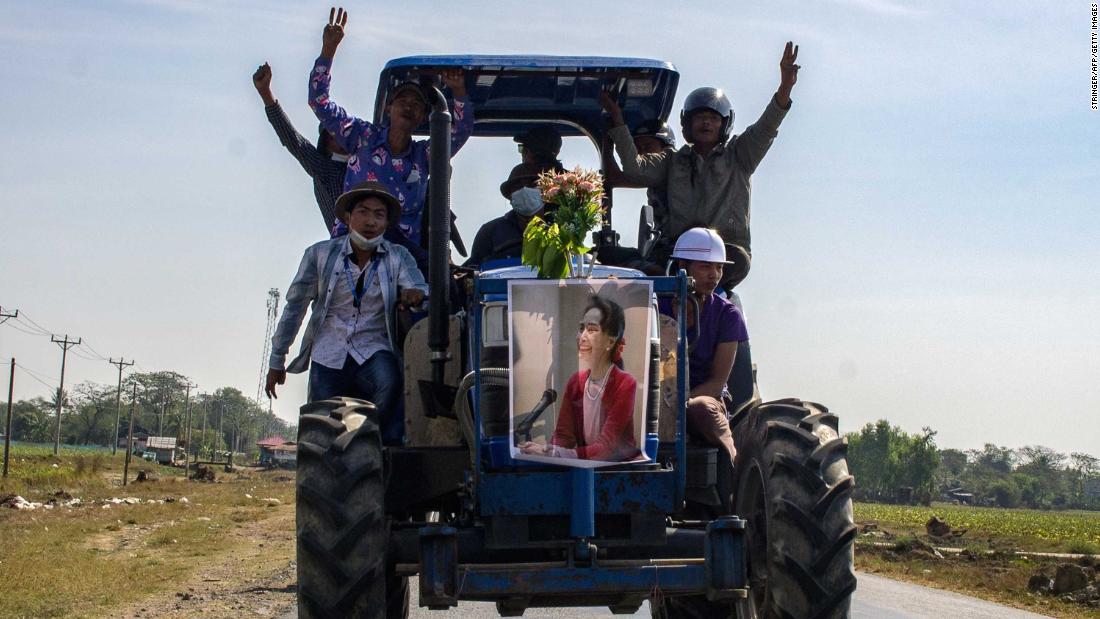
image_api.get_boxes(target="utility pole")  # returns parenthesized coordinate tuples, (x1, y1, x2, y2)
(1, 309, 18, 472)
(183, 381, 195, 479)
(51, 335, 81, 456)
(217, 401, 224, 457)
(158, 388, 169, 436)
(3, 358, 14, 477)
(108, 358, 134, 455)
(200, 397, 208, 459)
(123, 383, 137, 486)
(0, 307, 18, 325)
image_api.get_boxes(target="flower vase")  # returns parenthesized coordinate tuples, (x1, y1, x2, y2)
(567, 252, 590, 279)
(566, 251, 579, 278)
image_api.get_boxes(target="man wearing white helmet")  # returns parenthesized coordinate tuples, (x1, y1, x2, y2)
(601, 42, 800, 289)
(658, 228, 748, 511)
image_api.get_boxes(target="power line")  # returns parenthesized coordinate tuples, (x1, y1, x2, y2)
(19, 363, 56, 382)
(78, 340, 110, 361)
(1, 356, 59, 387)
(15, 366, 56, 391)
(13, 315, 50, 336)
(16, 312, 55, 336)
(1, 321, 48, 337)
(69, 348, 104, 362)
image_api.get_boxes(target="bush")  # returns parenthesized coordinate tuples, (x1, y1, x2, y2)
(988, 479, 1020, 508)
(893, 535, 918, 553)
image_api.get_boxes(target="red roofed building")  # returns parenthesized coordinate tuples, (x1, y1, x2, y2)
(257, 436, 294, 468)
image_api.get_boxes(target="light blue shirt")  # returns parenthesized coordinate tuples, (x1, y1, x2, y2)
(311, 241, 392, 369)
(269, 236, 428, 374)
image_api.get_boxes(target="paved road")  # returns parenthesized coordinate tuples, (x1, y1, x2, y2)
(280, 572, 1052, 619)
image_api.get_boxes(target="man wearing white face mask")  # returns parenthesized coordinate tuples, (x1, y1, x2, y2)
(266, 181, 428, 445)
(465, 161, 565, 268)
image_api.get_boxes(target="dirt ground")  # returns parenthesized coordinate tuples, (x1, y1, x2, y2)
(109, 504, 298, 619)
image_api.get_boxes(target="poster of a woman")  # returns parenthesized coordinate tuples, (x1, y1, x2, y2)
(509, 280, 652, 467)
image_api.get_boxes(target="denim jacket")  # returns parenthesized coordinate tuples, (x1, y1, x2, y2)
(269, 236, 429, 374)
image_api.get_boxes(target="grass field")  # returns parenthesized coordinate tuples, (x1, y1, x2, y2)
(855, 501, 1100, 619)
(855, 501, 1100, 554)
(0, 443, 295, 618)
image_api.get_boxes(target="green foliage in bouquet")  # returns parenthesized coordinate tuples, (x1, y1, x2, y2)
(521, 167, 604, 278)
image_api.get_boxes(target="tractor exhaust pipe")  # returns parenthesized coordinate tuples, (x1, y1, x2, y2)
(426, 84, 453, 411)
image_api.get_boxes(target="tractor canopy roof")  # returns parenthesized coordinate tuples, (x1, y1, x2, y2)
(374, 55, 679, 145)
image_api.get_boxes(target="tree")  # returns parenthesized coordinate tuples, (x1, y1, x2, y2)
(124, 371, 191, 437)
(1014, 445, 1067, 508)
(64, 382, 117, 446)
(7, 398, 53, 443)
(967, 444, 1015, 475)
(846, 420, 939, 503)
(988, 478, 1021, 508)
(1068, 452, 1100, 508)
(936, 448, 968, 489)
(895, 427, 940, 503)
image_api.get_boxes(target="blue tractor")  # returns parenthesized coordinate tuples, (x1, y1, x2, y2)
(294, 56, 856, 619)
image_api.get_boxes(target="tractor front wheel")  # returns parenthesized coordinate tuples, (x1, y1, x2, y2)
(732, 398, 857, 619)
(295, 399, 408, 619)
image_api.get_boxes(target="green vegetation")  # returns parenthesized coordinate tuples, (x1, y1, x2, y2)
(847, 420, 939, 503)
(2, 370, 297, 461)
(846, 420, 1100, 511)
(856, 501, 1100, 552)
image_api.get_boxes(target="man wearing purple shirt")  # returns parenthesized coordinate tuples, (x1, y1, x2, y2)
(659, 228, 748, 512)
(308, 7, 474, 260)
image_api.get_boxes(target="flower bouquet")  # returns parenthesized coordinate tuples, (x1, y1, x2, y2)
(521, 166, 604, 278)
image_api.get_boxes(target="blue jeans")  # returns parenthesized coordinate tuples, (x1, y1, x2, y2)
(309, 351, 404, 445)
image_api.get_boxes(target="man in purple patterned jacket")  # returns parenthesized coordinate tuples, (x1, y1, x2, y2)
(308, 7, 474, 269)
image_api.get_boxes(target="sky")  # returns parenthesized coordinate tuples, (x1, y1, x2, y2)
(0, 1, 1097, 458)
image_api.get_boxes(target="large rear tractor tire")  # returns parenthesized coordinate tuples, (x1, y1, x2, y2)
(732, 399, 857, 619)
(296, 399, 408, 619)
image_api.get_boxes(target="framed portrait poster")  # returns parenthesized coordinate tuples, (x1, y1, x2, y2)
(508, 279, 653, 468)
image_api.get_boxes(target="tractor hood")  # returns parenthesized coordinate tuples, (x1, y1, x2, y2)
(374, 55, 679, 145)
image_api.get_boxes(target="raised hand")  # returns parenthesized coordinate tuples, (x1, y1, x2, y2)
(599, 90, 625, 127)
(321, 7, 348, 59)
(252, 62, 275, 105)
(265, 368, 286, 399)
(441, 68, 466, 98)
(776, 41, 800, 107)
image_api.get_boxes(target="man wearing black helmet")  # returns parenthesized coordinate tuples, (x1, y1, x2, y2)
(630, 119, 677, 156)
(601, 42, 800, 290)
(631, 120, 677, 267)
